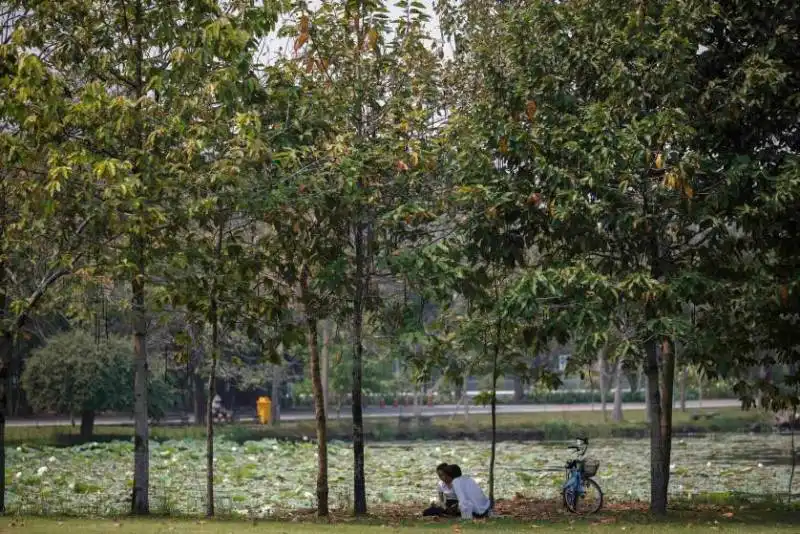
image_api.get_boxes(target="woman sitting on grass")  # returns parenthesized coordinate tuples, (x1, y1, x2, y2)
(447, 464, 491, 519)
(423, 463, 459, 517)
(422, 463, 491, 519)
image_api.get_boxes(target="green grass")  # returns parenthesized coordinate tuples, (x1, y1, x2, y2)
(5, 407, 772, 448)
(2, 509, 799, 534)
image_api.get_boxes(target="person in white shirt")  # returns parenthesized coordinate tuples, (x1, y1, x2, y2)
(423, 463, 459, 517)
(443, 464, 492, 520)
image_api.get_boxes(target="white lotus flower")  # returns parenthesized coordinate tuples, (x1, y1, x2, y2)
(48, 456, 57, 463)
(14, 472, 21, 479)
(474, 477, 483, 484)
(303, 491, 314, 499)
(231, 447, 238, 452)
(669, 464, 676, 471)
(435, 447, 441, 453)
(36, 466, 48, 476)
(758, 463, 764, 468)
(706, 461, 712, 467)
(303, 436, 309, 441)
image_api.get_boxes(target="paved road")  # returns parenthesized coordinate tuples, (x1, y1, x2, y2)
(5, 399, 740, 428)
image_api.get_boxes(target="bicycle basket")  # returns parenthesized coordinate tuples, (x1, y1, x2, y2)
(581, 458, 599, 478)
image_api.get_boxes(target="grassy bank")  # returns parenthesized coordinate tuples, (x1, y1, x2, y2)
(5, 407, 774, 448)
(2, 506, 799, 534)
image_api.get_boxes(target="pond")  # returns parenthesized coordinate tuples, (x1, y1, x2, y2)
(5, 434, 798, 516)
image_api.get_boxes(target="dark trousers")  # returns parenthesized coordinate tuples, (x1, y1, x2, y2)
(422, 499, 458, 517)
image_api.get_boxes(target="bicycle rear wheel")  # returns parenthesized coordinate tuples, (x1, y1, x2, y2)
(564, 478, 603, 514)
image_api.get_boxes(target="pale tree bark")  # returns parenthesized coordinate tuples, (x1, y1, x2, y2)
(679, 366, 688, 412)
(612, 358, 624, 422)
(320, 320, 331, 417)
(698, 373, 703, 408)
(512, 376, 524, 402)
(271, 363, 282, 425)
(301, 267, 328, 516)
(598, 348, 608, 420)
(205, 220, 224, 518)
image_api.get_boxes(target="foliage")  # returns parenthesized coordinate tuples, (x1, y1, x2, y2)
(21, 330, 173, 419)
(4, 434, 797, 516)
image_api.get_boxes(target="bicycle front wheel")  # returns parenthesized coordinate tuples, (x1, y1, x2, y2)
(565, 478, 603, 514)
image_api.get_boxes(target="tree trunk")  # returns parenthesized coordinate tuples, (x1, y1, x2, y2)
(462, 372, 470, 421)
(351, 222, 367, 516)
(698, 374, 703, 408)
(193, 371, 206, 425)
(598, 349, 608, 420)
(0, 331, 11, 514)
(612, 358, 624, 422)
(205, 221, 223, 518)
(679, 366, 688, 412)
(488, 312, 502, 507)
(80, 410, 95, 440)
(131, 264, 149, 515)
(271, 363, 282, 425)
(301, 269, 329, 517)
(645, 336, 675, 515)
(321, 321, 331, 417)
(190, 323, 206, 425)
(512, 376, 524, 402)
(205, 338, 218, 517)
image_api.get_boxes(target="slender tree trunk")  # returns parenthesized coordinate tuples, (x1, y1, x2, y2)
(205, 221, 223, 518)
(321, 321, 331, 417)
(205, 338, 218, 517)
(645, 334, 675, 515)
(351, 222, 367, 515)
(512, 377, 524, 402)
(271, 363, 282, 425)
(80, 410, 95, 440)
(190, 323, 206, 425)
(679, 366, 688, 412)
(131, 260, 150, 515)
(598, 348, 608, 420)
(130, 0, 149, 514)
(489, 328, 502, 507)
(462, 372, 470, 421)
(612, 358, 624, 422)
(0, 332, 10, 514)
(698, 374, 703, 408)
(488, 300, 502, 507)
(301, 269, 329, 516)
(194, 371, 206, 425)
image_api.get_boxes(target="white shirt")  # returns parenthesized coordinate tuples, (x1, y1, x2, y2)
(438, 480, 456, 501)
(451, 476, 490, 519)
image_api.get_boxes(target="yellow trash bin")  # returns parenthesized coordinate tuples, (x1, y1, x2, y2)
(256, 396, 271, 425)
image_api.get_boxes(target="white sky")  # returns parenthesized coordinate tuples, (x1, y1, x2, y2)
(257, 0, 449, 64)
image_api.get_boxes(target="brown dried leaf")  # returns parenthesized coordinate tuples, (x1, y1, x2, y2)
(294, 32, 309, 52)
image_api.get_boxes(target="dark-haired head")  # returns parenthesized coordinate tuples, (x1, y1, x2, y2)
(447, 464, 463, 479)
(437, 463, 451, 484)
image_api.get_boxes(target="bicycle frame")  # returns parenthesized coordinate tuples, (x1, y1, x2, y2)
(561, 438, 588, 497)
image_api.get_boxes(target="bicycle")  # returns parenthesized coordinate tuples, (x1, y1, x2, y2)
(561, 437, 603, 514)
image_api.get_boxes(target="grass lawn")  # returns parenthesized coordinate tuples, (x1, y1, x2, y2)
(3, 510, 799, 534)
(6, 406, 772, 447)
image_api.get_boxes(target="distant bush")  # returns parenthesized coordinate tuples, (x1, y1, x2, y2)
(22, 330, 176, 438)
